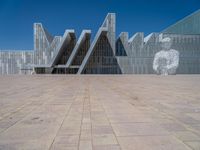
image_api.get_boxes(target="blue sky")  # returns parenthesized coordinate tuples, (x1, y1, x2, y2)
(0, 0, 199, 50)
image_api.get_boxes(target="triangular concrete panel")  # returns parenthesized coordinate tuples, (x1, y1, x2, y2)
(80, 33, 121, 74)
(77, 13, 116, 74)
(65, 30, 91, 68)
(50, 30, 76, 68)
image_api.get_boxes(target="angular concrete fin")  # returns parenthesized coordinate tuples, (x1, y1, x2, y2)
(78, 29, 121, 74)
(101, 13, 116, 54)
(50, 30, 75, 67)
(65, 30, 91, 68)
(34, 23, 55, 65)
(34, 23, 53, 46)
(77, 27, 107, 74)
(116, 32, 128, 56)
(163, 9, 200, 34)
(77, 13, 116, 74)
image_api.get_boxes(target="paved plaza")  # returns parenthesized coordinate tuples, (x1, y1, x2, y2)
(0, 75, 200, 150)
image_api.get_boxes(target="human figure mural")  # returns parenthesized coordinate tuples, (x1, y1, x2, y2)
(153, 37, 179, 75)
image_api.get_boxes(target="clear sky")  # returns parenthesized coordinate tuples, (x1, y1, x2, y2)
(0, 0, 199, 50)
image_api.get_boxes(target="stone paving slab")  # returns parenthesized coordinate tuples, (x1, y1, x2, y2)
(0, 75, 200, 150)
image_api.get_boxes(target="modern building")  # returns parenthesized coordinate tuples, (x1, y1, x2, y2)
(0, 10, 200, 74)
